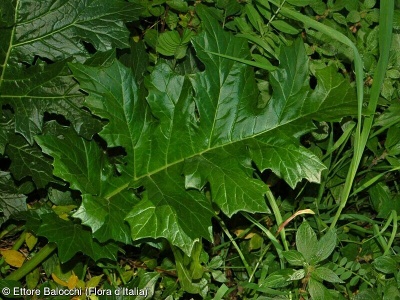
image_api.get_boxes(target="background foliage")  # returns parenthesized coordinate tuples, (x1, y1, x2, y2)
(0, 0, 399, 299)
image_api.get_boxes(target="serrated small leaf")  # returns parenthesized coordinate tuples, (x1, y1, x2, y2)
(312, 266, 344, 283)
(157, 32, 178, 53)
(296, 221, 318, 263)
(283, 250, 305, 266)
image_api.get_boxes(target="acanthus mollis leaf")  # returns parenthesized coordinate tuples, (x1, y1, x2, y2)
(0, 0, 142, 144)
(0, 172, 30, 226)
(0, 59, 103, 144)
(6, 134, 63, 188)
(54, 5, 356, 254)
(66, 60, 215, 255)
(0, 0, 143, 68)
(37, 213, 119, 263)
(35, 123, 138, 244)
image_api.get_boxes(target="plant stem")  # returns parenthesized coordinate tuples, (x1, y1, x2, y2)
(265, 186, 289, 251)
(384, 210, 397, 255)
(5, 243, 57, 281)
(12, 230, 27, 251)
(216, 216, 253, 277)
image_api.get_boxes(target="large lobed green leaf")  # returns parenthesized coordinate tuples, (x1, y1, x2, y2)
(36, 6, 356, 255)
(37, 213, 119, 263)
(36, 123, 137, 245)
(0, 0, 142, 143)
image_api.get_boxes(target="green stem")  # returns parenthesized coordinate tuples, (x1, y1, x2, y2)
(373, 224, 388, 253)
(12, 230, 27, 251)
(265, 186, 289, 251)
(0, 225, 21, 240)
(216, 216, 253, 277)
(5, 243, 57, 281)
(384, 211, 397, 255)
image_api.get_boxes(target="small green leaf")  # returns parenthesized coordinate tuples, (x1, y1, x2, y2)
(289, 269, 305, 281)
(166, 0, 188, 12)
(312, 267, 344, 283)
(26, 268, 40, 289)
(212, 270, 228, 283)
(315, 229, 337, 262)
(373, 255, 398, 274)
(296, 221, 318, 263)
(208, 256, 224, 269)
(283, 250, 305, 266)
(156, 30, 194, 59)
(364, 0, 376, 9)
(333, 13, 347, 25)
(245, 4, 263, 33)
(271, 20, 300, 35)
(308, 277, 332, 300)
(347, 10, 361, 23)
(263, 269, 294, 288)
(340, 270, 352, 280)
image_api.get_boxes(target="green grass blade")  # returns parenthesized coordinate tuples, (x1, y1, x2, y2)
(331, 0, 394, 228)
(205, 51, 277, 71)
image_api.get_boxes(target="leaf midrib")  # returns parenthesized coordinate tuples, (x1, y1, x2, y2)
(104, 109, 309, 200)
